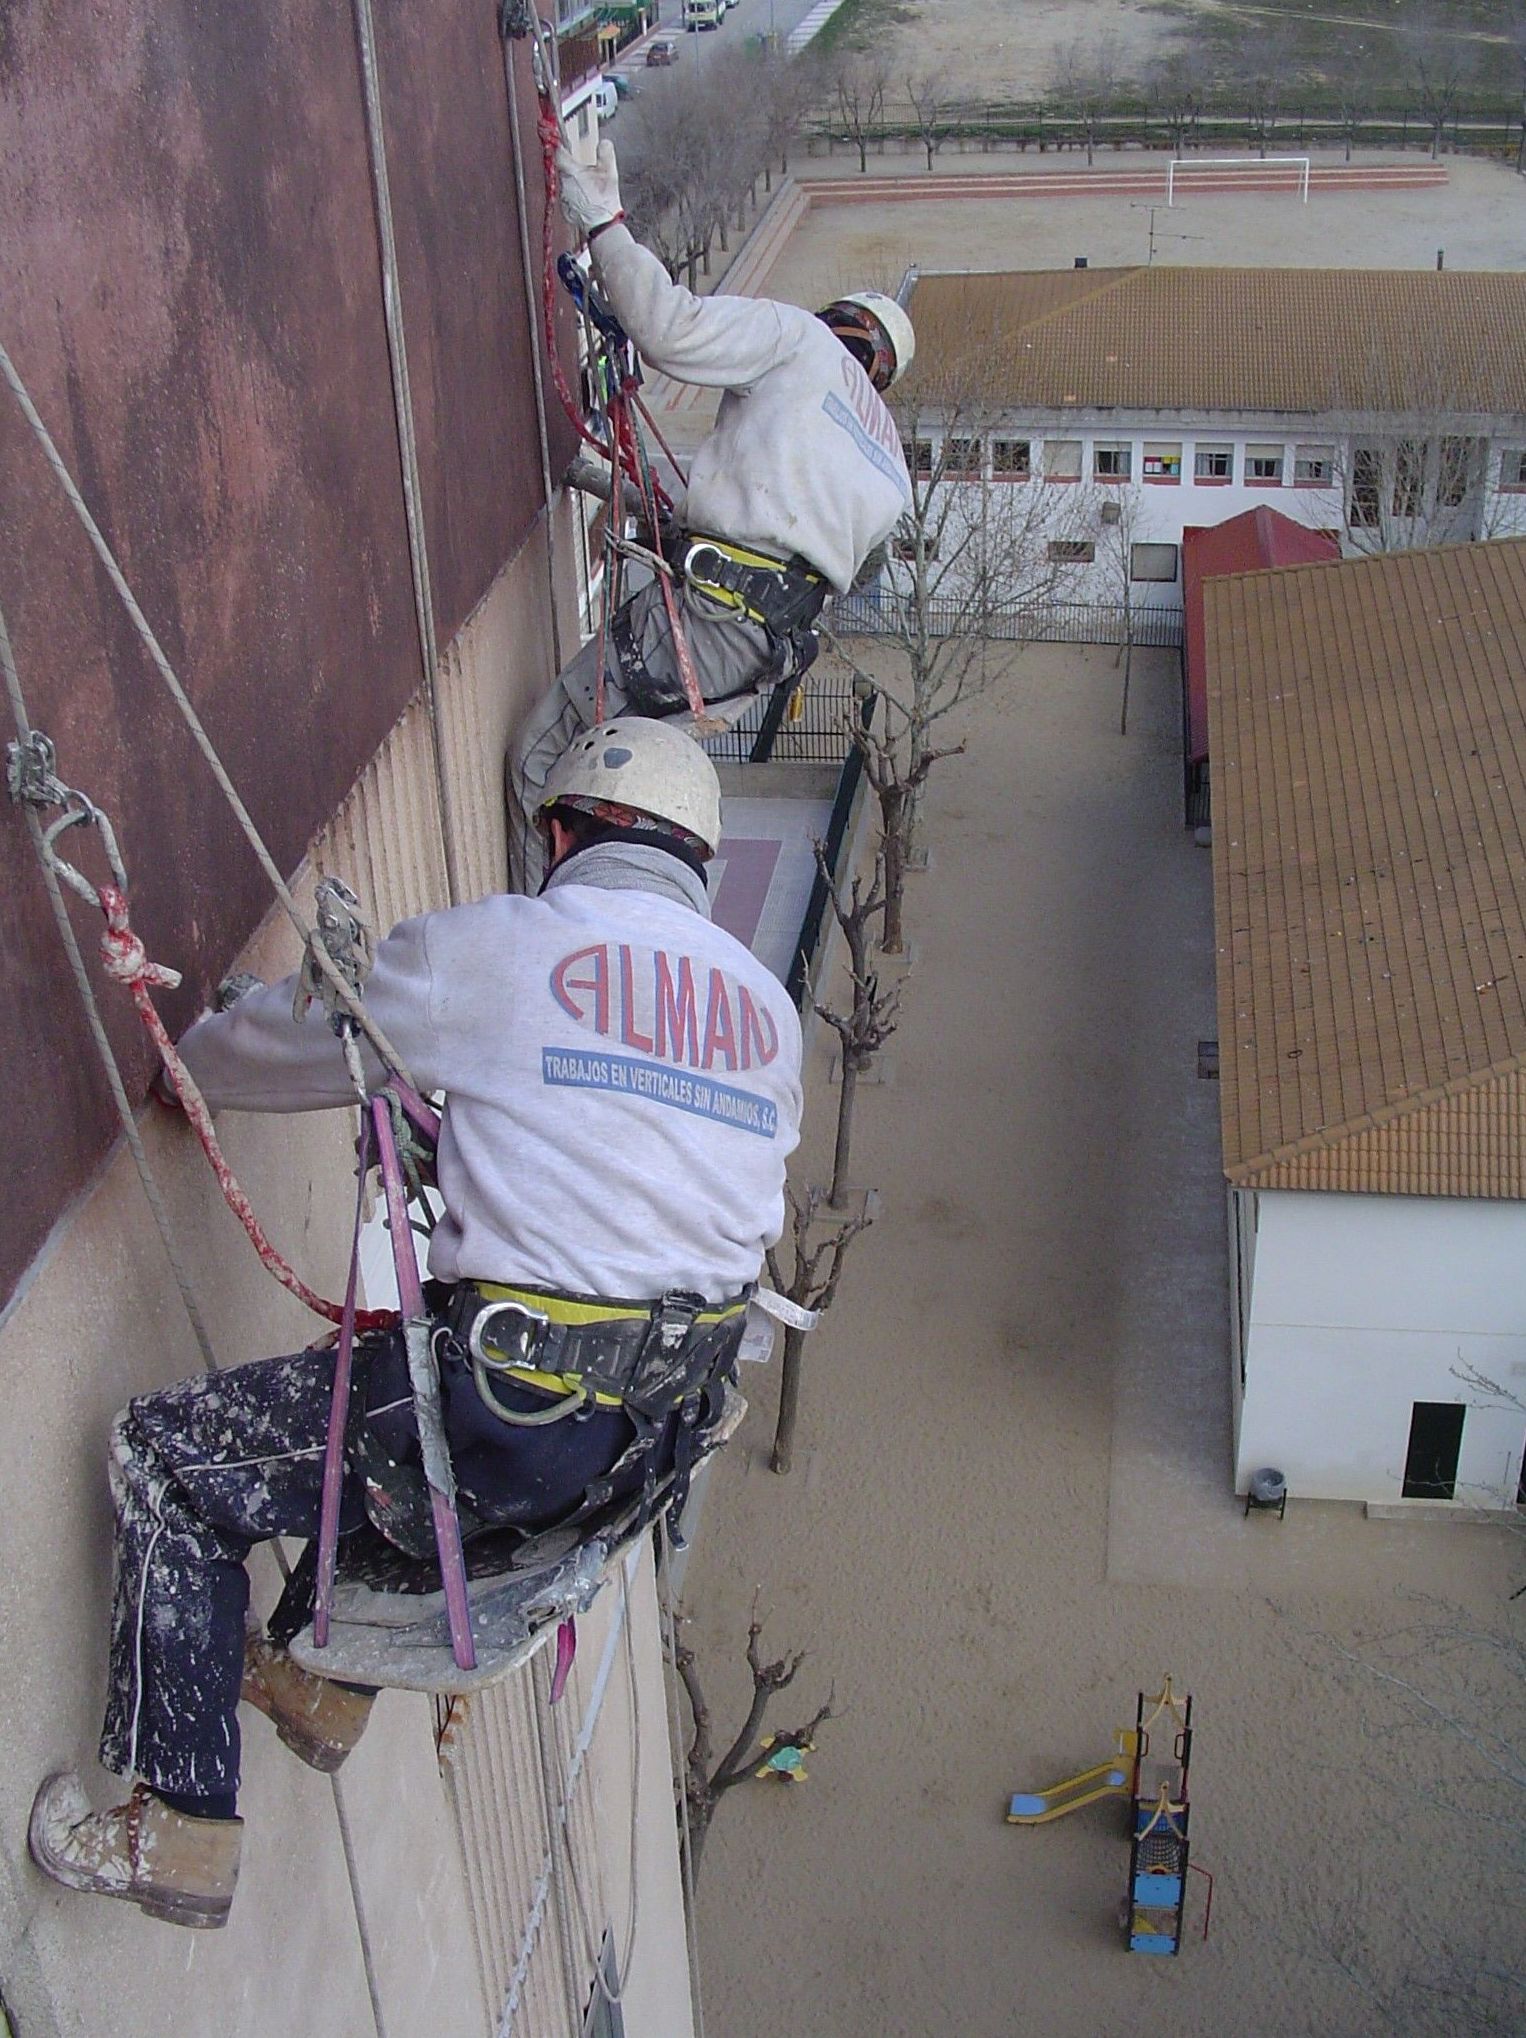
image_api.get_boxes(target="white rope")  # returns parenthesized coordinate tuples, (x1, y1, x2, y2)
(658, 1520, 708, 2038)
(349, 0, 464, 909)
(0, 337, 419, 1094)
(1, 599, 391, 2038)
(500, 27, 564, 676)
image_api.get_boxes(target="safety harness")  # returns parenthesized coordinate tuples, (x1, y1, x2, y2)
(447, 1279, 749, 1543)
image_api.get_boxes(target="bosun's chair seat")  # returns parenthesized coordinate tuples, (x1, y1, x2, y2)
(286, 1383, 746, 1693)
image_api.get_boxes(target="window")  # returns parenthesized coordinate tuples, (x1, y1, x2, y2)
(1392, 441, 1423, 518)
(1048, 538, 1095, 563)
(945, 436, 982, 477)
(1142, 442, 1181, 483)
(1043, 438, 1082, 482)
(902, 438, 933, 477)
(1194, 444, 1233, 483)
(1349, 445, 1382, 528)
(991, 437, 1031, 479)
(892, 530, 938, 561)
(1501, 448, 1526, 492)
(1401, 1402, 1465, 1501)
(1130, 542, 1178, 583)
(1093, 441, 1132, 481)
(1246, 443, 1284, 486)
(1293, 444, 1333, 486)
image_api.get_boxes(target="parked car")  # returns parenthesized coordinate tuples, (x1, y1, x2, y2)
(645, 36, 679, 64)
(605, 70, 639, 99)
(591, 78, 618, 120)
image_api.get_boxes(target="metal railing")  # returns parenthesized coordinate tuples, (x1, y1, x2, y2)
(700, 669, 872, 765)
(829, 591, 1184, 649)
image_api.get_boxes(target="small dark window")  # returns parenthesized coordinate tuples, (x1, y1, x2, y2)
(902, 438, 934, 477)
(945, 436, 981, 476)
(1350, 446, 1382, 529)
(991, 437, 1031, 478)
(1402, 1402, 1465, 1499)
(1048, 539, 1095, 563)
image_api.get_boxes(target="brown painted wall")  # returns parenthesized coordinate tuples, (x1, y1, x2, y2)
(0, 1, 567, 1308)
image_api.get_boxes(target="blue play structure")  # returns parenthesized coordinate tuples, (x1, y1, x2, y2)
(1008, 1677, 1211, 1954)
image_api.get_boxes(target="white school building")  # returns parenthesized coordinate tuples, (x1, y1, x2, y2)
(1206, 537, 1526, 1509)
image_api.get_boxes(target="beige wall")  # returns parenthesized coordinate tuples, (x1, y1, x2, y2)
(1, 508, 694, 2038)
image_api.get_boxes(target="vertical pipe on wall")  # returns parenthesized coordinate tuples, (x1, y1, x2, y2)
(350, 0, 465, 907)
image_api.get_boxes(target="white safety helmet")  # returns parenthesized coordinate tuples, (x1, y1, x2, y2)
(818, 290, 916, 391)
(539, 716, 723, 856)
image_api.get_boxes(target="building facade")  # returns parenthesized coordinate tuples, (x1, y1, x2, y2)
(896, 267, 1526, 616)
(0, 7, 695, 2034)
(1207, 539, 1526, 1510)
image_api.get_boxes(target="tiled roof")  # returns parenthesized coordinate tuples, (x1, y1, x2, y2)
(1206, 537, 1526, 1197)
(903, 268, 1526, 417)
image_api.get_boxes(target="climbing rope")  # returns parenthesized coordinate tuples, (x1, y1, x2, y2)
(1, 612, 391, 2038)
(350, 0, 463, 909)
(0, 336, 420, 1096)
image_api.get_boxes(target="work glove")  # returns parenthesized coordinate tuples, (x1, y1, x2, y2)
(556, 140, 623, 236)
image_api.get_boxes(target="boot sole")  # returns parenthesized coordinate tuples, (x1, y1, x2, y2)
(137, 1891, 232, 1929)
(270, 1718, 350, 1774)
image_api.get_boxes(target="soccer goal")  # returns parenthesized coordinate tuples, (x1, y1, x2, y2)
(1166, 155, 1311, 207)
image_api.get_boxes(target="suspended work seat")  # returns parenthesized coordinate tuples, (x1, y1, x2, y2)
(283, 1384, 746, 1693)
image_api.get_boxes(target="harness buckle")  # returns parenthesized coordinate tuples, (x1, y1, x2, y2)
(652, 1289, 705, 1353)
(469, 1298, 552, 1373)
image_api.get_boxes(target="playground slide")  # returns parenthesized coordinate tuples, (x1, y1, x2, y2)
(1006, 1731, 1139, 1825)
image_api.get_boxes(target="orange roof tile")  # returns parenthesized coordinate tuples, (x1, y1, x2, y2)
(1206, 537, 1526, 1196)
(903, 268, 1526, 418)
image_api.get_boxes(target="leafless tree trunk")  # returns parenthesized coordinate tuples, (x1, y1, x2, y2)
(1051, 34, 1121, 167)
(810, 839, 899, 1205)
(673, 1597, 835, 1880)
(906, 72, 948, 172)
(765, 1184, 873, 1474)
(832, 55, 888, 173)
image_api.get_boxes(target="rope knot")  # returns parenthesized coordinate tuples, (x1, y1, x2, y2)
(97, 885, 183, 991)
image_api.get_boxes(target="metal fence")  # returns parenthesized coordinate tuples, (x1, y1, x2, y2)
(829, 591, 1184, 649)
(700, 669, 871, 765)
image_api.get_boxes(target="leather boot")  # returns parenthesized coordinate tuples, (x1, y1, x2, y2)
(28, 1774, 241, 1929)
(242, 1627, 376, 1774)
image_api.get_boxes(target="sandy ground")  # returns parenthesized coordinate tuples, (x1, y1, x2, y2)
(763, 153, 1526, 307)
(681, 644, 1524, 2036)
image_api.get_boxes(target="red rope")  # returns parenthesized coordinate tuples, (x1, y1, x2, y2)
(97, 884, 393, 1333)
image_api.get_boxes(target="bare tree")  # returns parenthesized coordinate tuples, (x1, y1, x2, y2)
(906, 71, 949, 173)
(765, 1183, 874, 1475)
(1144, 48, 1210, 155)
(1229, 24, 1303, 159)
(1050, 34, 1120, 167)
(830, 353, 1068, 951)
(1078, 477, 1154, 734)
(1407, 1, 1479, 160)
(832, 54, 889, 173)
(1333, 43, 1383, 164)
(673, 1597, 835, 1879)
(811, 839, 900, 1207)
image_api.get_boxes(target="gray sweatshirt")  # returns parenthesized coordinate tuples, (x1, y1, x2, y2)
(176, 848, 804, 1302)
(592, 224, 912, 592)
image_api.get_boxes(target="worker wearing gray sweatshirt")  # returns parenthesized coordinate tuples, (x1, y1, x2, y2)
(507, 139, 916, 890)
(30, 720, 802, 1931)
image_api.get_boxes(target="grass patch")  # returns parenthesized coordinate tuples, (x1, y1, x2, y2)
(1143, 0, 1523, 90)
(811, 0, 919, 61)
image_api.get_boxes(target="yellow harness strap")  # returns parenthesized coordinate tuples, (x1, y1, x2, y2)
(470, 1281, 748, 1409)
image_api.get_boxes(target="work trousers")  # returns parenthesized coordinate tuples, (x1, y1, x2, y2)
(507, 575, 776, 893)
(98, 1329, 647, 1797)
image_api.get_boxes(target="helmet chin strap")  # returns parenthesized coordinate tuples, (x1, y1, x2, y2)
(542, 815, 709, 891)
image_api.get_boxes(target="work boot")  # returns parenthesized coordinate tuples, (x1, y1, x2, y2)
(242, 1627, 376, 1774)
(28, 1774, 241, 1930)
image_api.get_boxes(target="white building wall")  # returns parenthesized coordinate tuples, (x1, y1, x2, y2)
(924, 421, 1526, 611)
(1234, 1188, 1526, 1505)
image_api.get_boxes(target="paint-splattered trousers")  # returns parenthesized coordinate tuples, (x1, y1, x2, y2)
(98, 1329, 649, 1797)
(506, 575, 779, 893)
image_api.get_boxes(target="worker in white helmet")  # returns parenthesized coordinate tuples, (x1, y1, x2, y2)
(30, 720, 803, 1931)
(507, 138, 915, 891)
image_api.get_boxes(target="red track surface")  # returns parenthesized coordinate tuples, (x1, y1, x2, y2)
(801, 163, 1449, 205)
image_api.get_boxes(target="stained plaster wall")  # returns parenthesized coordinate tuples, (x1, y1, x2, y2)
(0, 534, 695, 2038)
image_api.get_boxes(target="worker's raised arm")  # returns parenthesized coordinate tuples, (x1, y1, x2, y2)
(174, 914, 444, 1112)
(557, 143, 798, 389)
